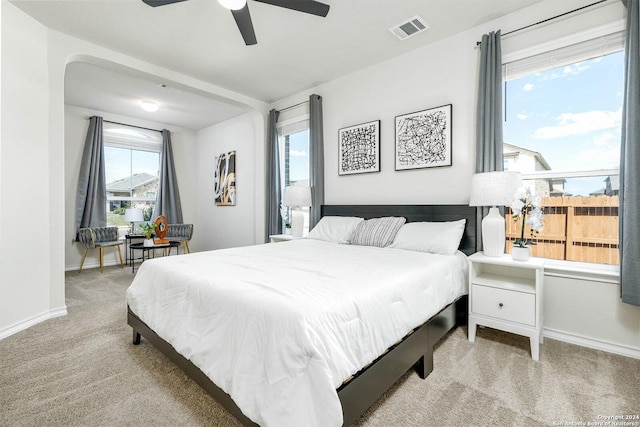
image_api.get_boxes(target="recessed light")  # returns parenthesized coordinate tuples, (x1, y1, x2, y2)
(140, 100, 159, 112)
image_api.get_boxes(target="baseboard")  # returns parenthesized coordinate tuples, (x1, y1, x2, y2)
(0, 306, 68, 340)
(65, 259, 122, 272)
(543, 327, 640, 360)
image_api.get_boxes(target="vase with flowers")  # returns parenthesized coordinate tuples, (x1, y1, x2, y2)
(280, 202, 292, 235)
(510, 186, 544, 261)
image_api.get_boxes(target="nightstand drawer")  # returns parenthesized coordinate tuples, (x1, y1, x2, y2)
(472, 284, 535, 326)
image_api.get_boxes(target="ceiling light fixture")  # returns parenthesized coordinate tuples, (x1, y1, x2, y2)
(140, 100, 159, 112)
(218, 0, 246, 10)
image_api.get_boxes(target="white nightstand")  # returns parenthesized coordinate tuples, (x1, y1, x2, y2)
(467, 251, 545, 361)
(269, 234, 302, 243)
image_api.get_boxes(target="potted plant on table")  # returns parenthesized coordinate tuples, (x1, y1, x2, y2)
(510, 186, 544, 261)
(139, 222, 157, 247)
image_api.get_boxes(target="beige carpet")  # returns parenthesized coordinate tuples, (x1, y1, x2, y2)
(1, 266, 638, 427)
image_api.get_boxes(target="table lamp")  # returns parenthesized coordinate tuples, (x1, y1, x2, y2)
(469, 171, 521, 257)
(283, 186, 312, 238)
(124, 208, 144, 235)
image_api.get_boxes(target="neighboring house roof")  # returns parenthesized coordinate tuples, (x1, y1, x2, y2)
(503, 142, 552, 171)
(106, 172, 158, 193)
(606, 175, 619, 191)
(591, 175, 620, 196)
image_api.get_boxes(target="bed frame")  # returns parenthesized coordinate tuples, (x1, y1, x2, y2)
(128, 204, 477, 426)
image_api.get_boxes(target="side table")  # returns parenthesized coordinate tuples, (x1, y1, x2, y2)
(269, 234, 302, 243)
(124, 234, 145, 266)
(467, 251, 545, 361)
(129, 241, 180, 273)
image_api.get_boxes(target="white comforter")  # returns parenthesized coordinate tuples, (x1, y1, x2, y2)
(126, 239, 468, 427)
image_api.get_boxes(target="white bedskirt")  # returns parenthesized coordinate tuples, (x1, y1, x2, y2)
(126, 239, 468, 427)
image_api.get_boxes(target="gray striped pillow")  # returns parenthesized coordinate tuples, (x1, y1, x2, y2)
(350, 216, 406, 248)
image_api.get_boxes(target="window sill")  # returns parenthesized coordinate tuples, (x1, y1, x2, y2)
(543, 258, 620, 285)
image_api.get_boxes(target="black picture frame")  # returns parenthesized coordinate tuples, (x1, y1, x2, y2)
(395, 104, 452, 171)
(338, 120, 381, 175)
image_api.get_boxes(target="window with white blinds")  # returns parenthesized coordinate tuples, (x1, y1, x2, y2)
(103, 123, 162, 226)
(503, 31, 624, 81)
(502, 31, 623, 265)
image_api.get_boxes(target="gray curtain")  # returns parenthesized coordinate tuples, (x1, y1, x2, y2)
(309, 94, 324, 229)
(265, 109, 282, 241)
(620, 0, 640, 306)
(153, 129, 183, 224)
(75, 116, 106, 238)
(475, 31, 504, 250)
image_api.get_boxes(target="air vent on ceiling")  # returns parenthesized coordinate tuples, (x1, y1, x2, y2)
(389, 15, 430, 41)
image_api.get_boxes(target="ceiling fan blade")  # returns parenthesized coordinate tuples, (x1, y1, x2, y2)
(253, 0, 329, 17)
(231, 5, 258, 46)
(142, 0, 189, 7)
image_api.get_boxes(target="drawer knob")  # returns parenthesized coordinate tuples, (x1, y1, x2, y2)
(498, 302, 504, 308)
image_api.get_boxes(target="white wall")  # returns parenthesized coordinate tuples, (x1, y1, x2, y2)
(64, 105, 198, 271)
(269, 0, 639, 357)
(0, 3, 64, 336)
(544, 266, 640, 358)
(195, 111, 265, 251)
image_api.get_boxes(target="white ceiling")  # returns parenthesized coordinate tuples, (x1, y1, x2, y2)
(12, 0, 543, 129)
(64, 62, 248, 129)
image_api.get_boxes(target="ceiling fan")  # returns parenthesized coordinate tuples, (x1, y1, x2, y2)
(142, 0, 330, 46)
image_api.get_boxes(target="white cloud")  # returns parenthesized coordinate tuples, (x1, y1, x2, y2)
(523, 83, 535, 91)
(517, 113, 528, 120)
(290, 149, 307, 157)
(543, 61, 591, 80)
(533, 108, 622, 139)
(592, 131, 616, 147)
(574, 147, 620, 167)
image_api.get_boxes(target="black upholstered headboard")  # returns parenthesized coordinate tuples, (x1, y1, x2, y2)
(320, 204, 477, 256)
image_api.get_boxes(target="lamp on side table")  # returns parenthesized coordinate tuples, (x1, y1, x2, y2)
(124, 208, 144, 235)
(283, 186, 312, 238)
(469, 171, 521, 257)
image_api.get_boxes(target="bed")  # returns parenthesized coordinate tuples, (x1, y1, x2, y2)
(126, 204, 477, 426)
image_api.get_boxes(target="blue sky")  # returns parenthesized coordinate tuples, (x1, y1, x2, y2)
(105, 146, 159, 185)
(288, 129, 310, 182)
(503, 50, 623, 196)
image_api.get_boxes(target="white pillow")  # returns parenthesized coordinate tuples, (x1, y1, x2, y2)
(389, 219, 466, 255)
(307, 216, 364, 244)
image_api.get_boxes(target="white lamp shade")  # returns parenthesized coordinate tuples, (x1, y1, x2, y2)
(469, 171, 522, 207)
(124, 208, 144, 222)
(283, 186, 312, 207)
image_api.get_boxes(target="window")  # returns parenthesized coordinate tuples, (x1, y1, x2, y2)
(277, 117, 310, 232)
(503, 32, 623, 265)
(103, 122, 162, 228)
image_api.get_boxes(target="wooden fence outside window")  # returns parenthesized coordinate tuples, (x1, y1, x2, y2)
(505, 195, 619, 265)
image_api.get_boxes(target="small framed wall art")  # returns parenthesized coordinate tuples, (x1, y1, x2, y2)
(395, 104, 452, 171)
(338, 120, 380, 175)
(214, 150, 236, 206)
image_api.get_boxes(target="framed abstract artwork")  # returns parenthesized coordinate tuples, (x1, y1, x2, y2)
(214, 150, 236, 206)
(395, 104, 452, 171)
(338, 120, 380, 175)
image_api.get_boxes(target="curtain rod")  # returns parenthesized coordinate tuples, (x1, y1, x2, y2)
(278, 100, 308, 113)
(101, 119, 163, 133)
(475, 0, 609, 46)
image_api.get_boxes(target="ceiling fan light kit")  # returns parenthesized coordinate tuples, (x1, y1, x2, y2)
(218, 0, 247, 11)
(142, 0, 330, 46)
